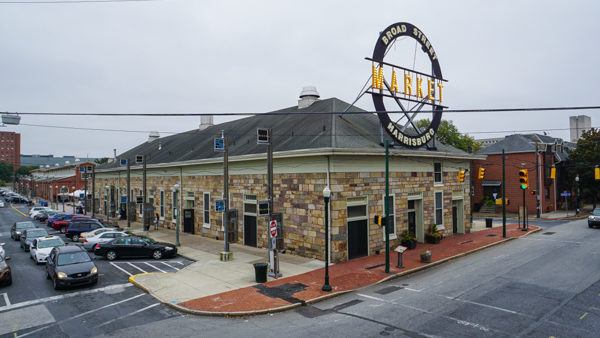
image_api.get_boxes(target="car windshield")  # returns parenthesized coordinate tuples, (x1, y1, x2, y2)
(593, 209, 600, 216)
(57, 251, 91, 266)
(38, 238, 64, 249)
(27, 230, 47, 238)
(16, 222, 36, 230)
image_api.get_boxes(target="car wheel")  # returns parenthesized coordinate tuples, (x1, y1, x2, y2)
(72, 234, 79, 242)
(152, 250, 163, 260)
(106, 251, 117, 261)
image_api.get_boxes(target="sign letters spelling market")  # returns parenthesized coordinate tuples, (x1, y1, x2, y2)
(369, 22, 447, 148)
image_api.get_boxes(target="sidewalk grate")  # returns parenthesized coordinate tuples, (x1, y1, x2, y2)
(375, 285, 403, 295)
(542, 232, 556, 235)
(365, 263, 386, 270)
(486, 234, 497, 237)
(459, 240, 474, 244)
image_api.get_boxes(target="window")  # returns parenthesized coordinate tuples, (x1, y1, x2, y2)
(203, 193, 210, 228)
(384, 195, 396, 239)
(159, 190, 165, 219)
(434, 162, 442, 183)
(435, 192, 443, 226)
(185, 191, 195, 209)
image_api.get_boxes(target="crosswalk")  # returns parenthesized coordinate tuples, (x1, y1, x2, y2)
(109, 260, 186, 276)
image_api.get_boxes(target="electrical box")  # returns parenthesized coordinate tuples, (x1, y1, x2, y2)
(258, 200, 269, 215)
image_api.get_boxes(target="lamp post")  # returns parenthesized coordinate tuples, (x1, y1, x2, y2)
(322, 185, 332, 292)
(575, 175, 580, 214)
(72, 186, 76, 214)
(172, 183, 180, 247)
(61, 186, 66, 212)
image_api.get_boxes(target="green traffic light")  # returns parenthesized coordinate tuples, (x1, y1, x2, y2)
(520, 184, 527, 190)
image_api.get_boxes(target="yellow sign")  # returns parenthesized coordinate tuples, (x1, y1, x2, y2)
(371, 64, 444, 104)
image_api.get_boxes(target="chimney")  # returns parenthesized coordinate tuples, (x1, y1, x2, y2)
(147, 131, 160, 142)
(199, 115, 214, 130)
(298, 86, 320, 109)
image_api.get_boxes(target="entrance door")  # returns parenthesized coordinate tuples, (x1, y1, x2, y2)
(452, 199, 464, 234)
(348, 219, 368, 259)
(407, 200, 416, 238)
(244, 215, 257, 247)
(452, 205, 458, 234)
(183, 209, 195, 234)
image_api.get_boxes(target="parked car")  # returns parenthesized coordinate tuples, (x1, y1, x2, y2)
(36, 211, 58, 222)
(10, 221, 37, 240)
(79, 227, 117, 243)
(19, 228, 49, 252)
(29, 206, 48, 216)
(94, 236, 177, 260)
(588, 208, 600, 228)
(49, 213, 74, 231)
(0, 254, 11, 286)
(82, 231, 128, 251)
(0, 200, 5, 207)
(65, 219, 104, 242)
(45, 245, 98, 290)
(0, 242, 6, 259)
(30, 236, 65, 264)
(30, 207, 53, 219)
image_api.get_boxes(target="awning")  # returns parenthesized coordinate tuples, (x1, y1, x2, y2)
(482, 180, 501, 187)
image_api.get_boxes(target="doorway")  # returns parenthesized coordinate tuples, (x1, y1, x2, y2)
(347, 198, 368, 260)
(408, 196, 424, 242)
(243, 195, 257, 247)
(451, 199, 465, 234)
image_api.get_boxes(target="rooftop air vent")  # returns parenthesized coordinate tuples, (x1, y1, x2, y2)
(298, 86, 320, 109)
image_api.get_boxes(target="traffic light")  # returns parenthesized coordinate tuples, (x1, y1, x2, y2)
(457, 170, 465, 183)
(596, 166, 600, 180)
(477, 167, 485, 180)
(550, 166, 556, 179)
(373, 215, 387, 226)
(519, 169, 528, 190)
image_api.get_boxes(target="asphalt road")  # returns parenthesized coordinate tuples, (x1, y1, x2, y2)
(0, 205, 191, 338)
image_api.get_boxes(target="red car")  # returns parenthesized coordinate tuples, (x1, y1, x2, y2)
(52, 215, 91, 233)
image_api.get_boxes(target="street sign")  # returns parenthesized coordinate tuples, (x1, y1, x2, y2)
(257, 128, 270, 144)
(119, 159, 128, 166)
(258, 200, 269, 215)
(269, 219, 278, 238)
(79, 166, 85, 173)
(215, 199, 225, 212)
(560, 191, 571, 197)
(214, 138, 225, 152)
(120, 196, 128, 204)
(492, 192, 498, 200)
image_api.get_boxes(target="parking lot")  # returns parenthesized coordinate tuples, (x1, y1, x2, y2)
(0, 204, 192, 337)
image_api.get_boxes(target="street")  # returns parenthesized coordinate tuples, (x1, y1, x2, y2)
(3, 204, 600, 337)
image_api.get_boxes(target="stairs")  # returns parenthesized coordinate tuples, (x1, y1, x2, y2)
(479, 204, 496, 214)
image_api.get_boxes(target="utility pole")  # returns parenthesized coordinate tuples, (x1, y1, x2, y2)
(221, 131, 232, 260)
(536, 143, 541, 218)
(142, 155, 147, 230)
(84, 168, 88, 215)
(522, 187, 527, 231)
(267, 128, 280, 277)
(502, 149, 506, 238)
(126, 159, 131, 228)
(384, 139, 390, 274)
(91, 166, 96, 218)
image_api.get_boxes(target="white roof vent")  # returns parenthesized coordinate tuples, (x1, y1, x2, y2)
(298, 86, 320, 109)
(199, 115, 214, 130)
(147, 131, 160, 143)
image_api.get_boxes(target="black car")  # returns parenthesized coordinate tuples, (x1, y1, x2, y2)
(19, 228, 49, 251)
(65, 220, 104, 242)
(94, 236, 177, 260)
(588, 208, 600, 228)
(45, 245, 98, 290)
(10, 221, 37, 240)
(0, 255, 11, 286)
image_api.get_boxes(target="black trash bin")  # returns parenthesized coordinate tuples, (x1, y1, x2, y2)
(253, 263, 268, 283)
(485, 218, 493, 228)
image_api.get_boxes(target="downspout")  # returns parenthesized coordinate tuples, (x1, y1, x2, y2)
(326, 155, 331, 264)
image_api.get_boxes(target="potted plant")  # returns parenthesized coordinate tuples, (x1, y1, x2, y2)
(420, 250, 432, 263)
(424, 224, 442, 244)
(400, 231, 417, 249)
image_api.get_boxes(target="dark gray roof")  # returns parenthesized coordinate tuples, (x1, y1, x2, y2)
(100, 97, 468, 169)
(478, 133, 575, 161)
(21, 154, 97, 167)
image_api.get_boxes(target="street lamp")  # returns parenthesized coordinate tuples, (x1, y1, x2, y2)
(105, 185, 110, 223)
(61, 186, 66, 212)
(575, 175, 580, 214)
(322, 185, 332, 292)
(172, 183, 180, 247)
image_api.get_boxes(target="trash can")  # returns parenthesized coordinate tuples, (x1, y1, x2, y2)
(485, 218, 493, 228)
(253, 262, 268, 283)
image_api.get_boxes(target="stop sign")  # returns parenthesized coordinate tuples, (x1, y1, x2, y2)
(269, 220, 278, 238)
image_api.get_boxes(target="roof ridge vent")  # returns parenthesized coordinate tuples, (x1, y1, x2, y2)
(298, 86, 320, 109)
(147, 131, 160, 143)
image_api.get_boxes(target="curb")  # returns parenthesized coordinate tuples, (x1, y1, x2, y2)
(129, 226, 542, 317)
(11, 205, 29, 217)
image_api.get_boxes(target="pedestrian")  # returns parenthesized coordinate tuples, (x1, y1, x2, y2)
(155, 212, 160, 230)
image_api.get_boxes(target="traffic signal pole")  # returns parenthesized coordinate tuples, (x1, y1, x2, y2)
(536, 143, 541, 218)
(384, 139, 390, 274)
(502, 149, 506, 238)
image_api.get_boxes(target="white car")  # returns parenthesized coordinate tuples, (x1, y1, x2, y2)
(30, 236, 65, 264)
(0, 242, 5, 259)
(79, 227, 117, 243)
(30, 207, 53, 219)
(82, 231, 128, 251)
(0, 201, 5, 207)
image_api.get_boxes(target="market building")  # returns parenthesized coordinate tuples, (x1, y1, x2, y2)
(27, 161, 95, 202)
(92, 89, 483, 262)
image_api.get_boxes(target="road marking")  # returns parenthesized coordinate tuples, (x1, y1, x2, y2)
(127, 262, 147, 273)
(443, 296, 519, 315)
(143, 262, 167, 273)
(579, 312, 588, 320)
(109, 262, 133, 276)
(521, 237, 582, 244)
(0, 283, 132, 313)
(160, 261, 180, 271)
(0, 305, 55, 336)
(1, 293, 10, 307)
(95, 303, 160, 328)
(10, 206, 28, 217)
(16, 293, 145, 338)
(173, 261, 185, 265)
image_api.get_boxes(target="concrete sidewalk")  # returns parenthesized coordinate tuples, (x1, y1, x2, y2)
(123, 221, 540, 316)
(117, 220, 322, 305)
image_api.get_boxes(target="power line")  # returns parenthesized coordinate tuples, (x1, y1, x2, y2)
(2, 105, 600, 117)
(0, 0, 163, 4)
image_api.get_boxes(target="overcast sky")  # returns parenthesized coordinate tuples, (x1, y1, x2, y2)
(0, 0, 598, 158)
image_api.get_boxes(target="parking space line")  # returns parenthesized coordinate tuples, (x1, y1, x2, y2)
(143, 262, 167, 273)
(1, 293, 9, 307)
(160, 261, 180, 271)
(16, 293, 145, 338)
(173, 261, 185, 265)
(95, 303, 160, 328)
(127, 262, 147, 273)
(109, 262, 132, 276)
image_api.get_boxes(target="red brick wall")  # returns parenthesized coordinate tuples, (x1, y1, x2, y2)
(0, 131, 20, 170)
(473, 152, 557, 214)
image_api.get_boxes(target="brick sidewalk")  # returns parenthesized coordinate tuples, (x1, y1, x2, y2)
(175, 223, 540, 315)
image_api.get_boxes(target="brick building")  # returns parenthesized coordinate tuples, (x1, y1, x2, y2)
(28, 162, 95, 202)
(473, 134, 575, 215)
(0, 131, 20, 170)
(93, 91, 483, 262)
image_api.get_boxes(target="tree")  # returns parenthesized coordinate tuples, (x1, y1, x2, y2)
(416, 119, 481, 153)
(0, 162, 14, 182)
(94, 157, 109, 164)
(16, 165, 37, 176)
(567, 128, 600, 208)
